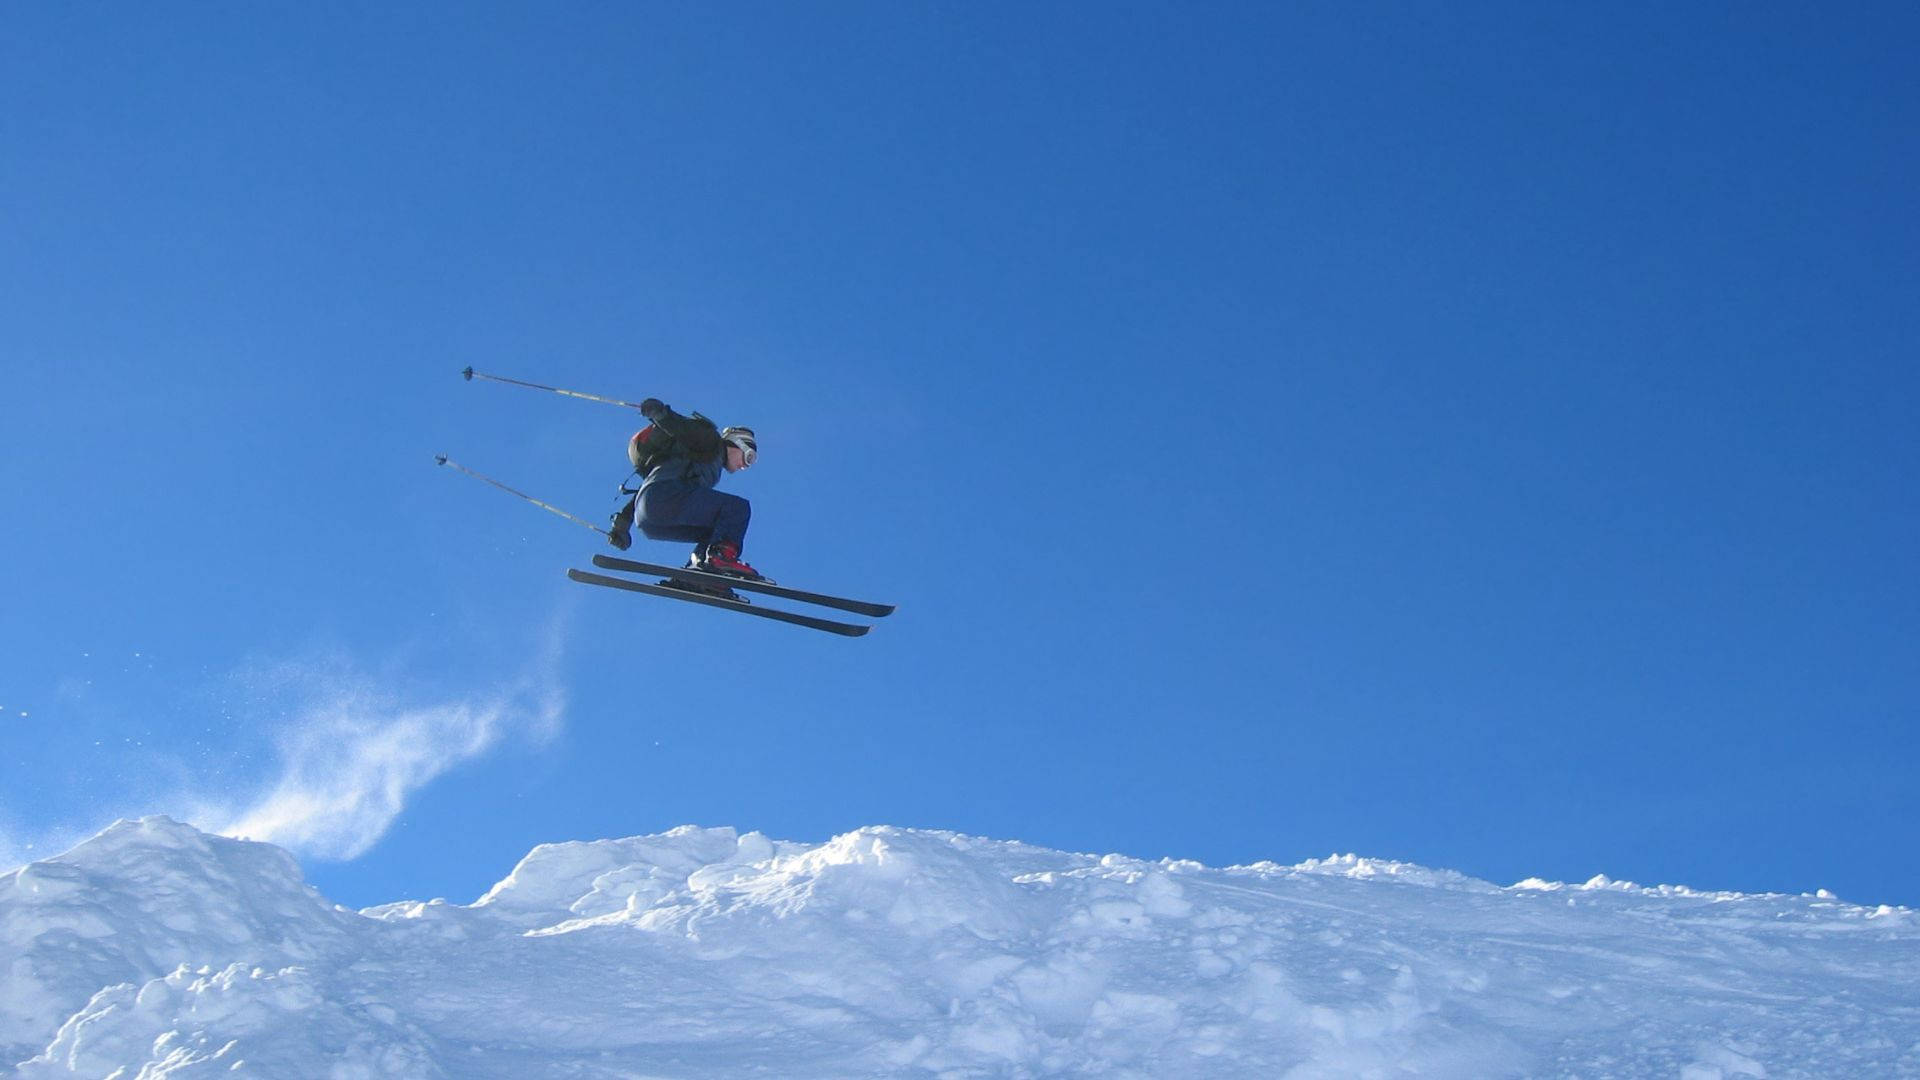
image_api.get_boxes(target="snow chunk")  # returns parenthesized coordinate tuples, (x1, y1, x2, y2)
(16, 964, 444, 1078)
(1283, 853, 1503, 893)
(469, 825, 783, 928)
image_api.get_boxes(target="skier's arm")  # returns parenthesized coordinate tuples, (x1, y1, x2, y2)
(638, 399, 722, 457)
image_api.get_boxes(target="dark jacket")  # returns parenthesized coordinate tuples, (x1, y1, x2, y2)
(634, 407, 724, 491)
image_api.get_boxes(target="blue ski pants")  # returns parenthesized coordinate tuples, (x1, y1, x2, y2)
(635, 480, 751, 552)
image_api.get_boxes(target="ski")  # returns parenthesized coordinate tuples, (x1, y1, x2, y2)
(589, 554, 896, 618)
(567, 569, 872, 637)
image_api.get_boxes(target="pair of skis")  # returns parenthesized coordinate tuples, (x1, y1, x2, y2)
(569, 555, 895, 637)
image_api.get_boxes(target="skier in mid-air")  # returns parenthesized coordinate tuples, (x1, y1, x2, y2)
(606, 397, 764, 582)
(448, 366, 891, 633)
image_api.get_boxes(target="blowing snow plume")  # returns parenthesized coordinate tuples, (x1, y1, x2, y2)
(3, 819, 1916, 1076)
(206, 644, 564, 861)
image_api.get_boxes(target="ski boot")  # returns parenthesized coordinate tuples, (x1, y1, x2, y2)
(656, 544, 744, 601)
(698, 540, 769, 582)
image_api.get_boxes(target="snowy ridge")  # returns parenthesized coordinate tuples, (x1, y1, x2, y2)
(4, 818, 1917, 1078)
(1274, 853, 1505, 893)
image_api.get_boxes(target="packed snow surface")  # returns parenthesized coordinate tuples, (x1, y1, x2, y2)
(4, 818, 1917, 1077)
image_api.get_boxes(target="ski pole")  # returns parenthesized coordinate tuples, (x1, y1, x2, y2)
(435, 455, 609, 537)
(461, 367, 647, 411)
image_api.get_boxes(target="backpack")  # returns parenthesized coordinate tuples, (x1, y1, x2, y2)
(627, 412, 720, 477)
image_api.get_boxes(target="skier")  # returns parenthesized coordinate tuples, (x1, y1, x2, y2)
(449, 367, 893, 632)
(606, 397, 764, 582)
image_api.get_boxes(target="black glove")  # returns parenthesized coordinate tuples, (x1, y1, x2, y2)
(608, 499, 635, 550)
(639, 398, 667, 420)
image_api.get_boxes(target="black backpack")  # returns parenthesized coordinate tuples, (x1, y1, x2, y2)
(627, 412, 719, 477)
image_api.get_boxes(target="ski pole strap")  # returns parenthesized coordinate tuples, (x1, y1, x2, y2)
(461, 366, 647, 411)
(435, 454, 608, 536)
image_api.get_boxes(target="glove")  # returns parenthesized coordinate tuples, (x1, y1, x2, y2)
(608, 499, 635, 550)
(639, 398, 667, 420)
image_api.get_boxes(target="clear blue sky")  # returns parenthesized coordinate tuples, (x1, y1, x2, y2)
(3, 4, 1916, 909)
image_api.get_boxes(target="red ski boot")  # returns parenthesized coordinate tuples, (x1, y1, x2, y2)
(655, 545, 743, 600)
(700, 540, 768, 582)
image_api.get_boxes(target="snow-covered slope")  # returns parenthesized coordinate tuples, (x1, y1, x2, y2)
(4, 818, 1916, 1078)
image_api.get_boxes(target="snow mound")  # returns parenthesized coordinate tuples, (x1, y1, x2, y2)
(0, 817, 356, 1068)
(5, 818, 1917, 1077)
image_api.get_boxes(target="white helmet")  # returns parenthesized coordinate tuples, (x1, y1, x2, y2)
(721, 426, 757, 467)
